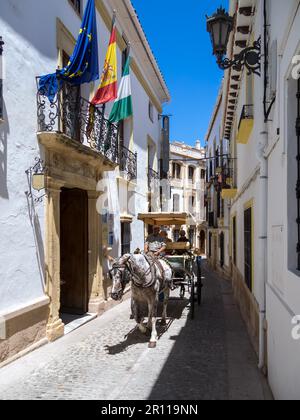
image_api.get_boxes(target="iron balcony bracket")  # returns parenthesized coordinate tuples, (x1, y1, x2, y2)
(217, 37, 261, 77)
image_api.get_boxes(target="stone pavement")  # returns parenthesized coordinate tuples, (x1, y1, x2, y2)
(0, 262, 273, 400)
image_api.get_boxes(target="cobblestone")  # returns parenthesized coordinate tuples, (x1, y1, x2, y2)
(0, 262, 272, 400)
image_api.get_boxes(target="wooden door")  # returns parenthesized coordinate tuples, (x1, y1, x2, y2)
(60, 188, 88, 314)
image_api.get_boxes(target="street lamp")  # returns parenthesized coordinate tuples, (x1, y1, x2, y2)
(206, 7, 261, 76)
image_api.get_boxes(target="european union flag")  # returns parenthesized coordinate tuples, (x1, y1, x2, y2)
(39, 0, 99, 102)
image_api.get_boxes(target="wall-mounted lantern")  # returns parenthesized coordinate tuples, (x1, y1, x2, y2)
(206, 7, 261, 76)
(25, 158, 48, 203)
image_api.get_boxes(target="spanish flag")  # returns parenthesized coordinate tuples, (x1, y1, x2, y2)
(91, 19, 117, 105)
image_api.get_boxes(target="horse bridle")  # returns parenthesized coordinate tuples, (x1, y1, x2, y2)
(109, 263, 129, 293)
(110, 256, 156, 289)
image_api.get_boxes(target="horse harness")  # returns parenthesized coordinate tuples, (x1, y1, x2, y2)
(110, 254, 169, 290)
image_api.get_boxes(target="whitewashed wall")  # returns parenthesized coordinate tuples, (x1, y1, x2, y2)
(0, 0, 166, 315)
(226, 0, 300, 399)
(264, 0, 300, 400)
(206, 95, 231, 270)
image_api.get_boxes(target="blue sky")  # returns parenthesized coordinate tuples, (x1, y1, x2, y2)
(132, 0, 229, 147)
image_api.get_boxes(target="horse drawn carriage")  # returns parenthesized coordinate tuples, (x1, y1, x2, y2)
(138, 212, 203, 319)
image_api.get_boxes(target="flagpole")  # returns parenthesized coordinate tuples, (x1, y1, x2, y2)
(117, 42, 131, 136)
(102, 10, 117, 118)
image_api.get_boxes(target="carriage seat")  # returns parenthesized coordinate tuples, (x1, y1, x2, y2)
(165, 242, 191, 255)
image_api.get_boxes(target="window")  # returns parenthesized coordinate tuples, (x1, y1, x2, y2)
(232, 216, 237, 265)
(188, 195, 195, 213)
(215, 147, 220, 170)
(217, 191, 221, 218)
(287, 77, 298, 271)
(172, 163, 182, 179)
(173, 194, 180, 212)
(69, 0, 81, 15)
(209, 160, 213, 178)
(121, 223, 131, 255)
(188, 166, 195, 181)
(149, 101, 154, 123)
(189, 228, 195, 247)
(244, 207, 252, 291)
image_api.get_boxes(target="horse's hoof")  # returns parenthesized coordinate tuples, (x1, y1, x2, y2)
(148, 342, 157, 349)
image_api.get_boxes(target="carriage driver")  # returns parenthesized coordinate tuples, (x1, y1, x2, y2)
(144, 225, 167, 257)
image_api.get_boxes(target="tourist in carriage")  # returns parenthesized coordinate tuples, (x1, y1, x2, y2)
(177, 229, 189, 244)
(144, 225, 167, 257)
(176, 230, 191, 255)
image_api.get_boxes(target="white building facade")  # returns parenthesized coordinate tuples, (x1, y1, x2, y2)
(169, 141, 206, 251)
(0, 0, 169, 365)
(206, 0, 300, 400)
(205, 86, 232, 276)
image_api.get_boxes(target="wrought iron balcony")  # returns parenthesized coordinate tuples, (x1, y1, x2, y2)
(237, 104, 254, 144)
(36, 78, 119, 165)
(119, 145, 137, 181)
(212, 156, 237, 199)
(148, 168, 160, 190)
(239, 104, 254, 126)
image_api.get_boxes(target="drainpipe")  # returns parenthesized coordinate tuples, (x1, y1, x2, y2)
(257, 129, 268, 371)
(257, 0, 269, 371)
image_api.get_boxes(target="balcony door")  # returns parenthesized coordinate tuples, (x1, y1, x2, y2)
(121, 222, 131, 255)
(62, 51, 81, 142)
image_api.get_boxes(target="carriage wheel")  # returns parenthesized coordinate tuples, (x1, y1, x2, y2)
(190, 279, 195, 320)
(180, 285, 185, 299)
(196, 257, 203, 306)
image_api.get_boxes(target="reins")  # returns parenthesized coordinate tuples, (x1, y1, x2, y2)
(111, 255, 160, 289)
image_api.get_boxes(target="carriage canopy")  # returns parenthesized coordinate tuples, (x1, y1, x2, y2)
(137, 212, 191, 227)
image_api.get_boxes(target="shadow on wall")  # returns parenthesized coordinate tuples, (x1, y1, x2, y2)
(0, 99, 9, 199)
(1, 0, 67, 59)
(26, 193, 46, 292)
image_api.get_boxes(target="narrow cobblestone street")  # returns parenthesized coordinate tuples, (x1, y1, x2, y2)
(0, 262, 272, 401)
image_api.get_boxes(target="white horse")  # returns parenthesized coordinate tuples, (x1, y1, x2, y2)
(110, 253, 173, 348)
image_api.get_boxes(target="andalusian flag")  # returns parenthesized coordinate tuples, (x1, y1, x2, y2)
(109, 56, 133, 123)
(91, 17, 117, 105)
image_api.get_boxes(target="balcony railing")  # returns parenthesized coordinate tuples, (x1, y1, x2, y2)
(119, 145, 137, 181)
(36, 78, 119, 164)
(238, 104, 254, 128)
(237, 104, 254, 144)
(212, 157, 238, 199)
(148, 168, 160, 190)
